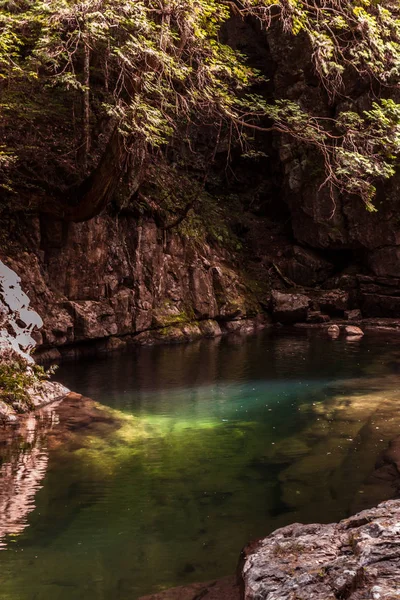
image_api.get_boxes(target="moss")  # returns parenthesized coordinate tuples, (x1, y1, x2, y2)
(154, 305, 196, 328)
(0, 350, 54, 413)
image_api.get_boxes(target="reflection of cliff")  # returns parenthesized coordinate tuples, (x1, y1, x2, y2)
(0, 412, 58, 548)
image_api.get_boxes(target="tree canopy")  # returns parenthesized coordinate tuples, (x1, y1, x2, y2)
(1, 0, 400, 219)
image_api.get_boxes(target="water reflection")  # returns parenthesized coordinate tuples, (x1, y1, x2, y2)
(0, 410, 58, 548)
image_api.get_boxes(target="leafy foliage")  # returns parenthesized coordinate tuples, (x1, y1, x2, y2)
(0, 349, 53, 412)
(235, 0, 400, 209)
(1, 0, 400, 215)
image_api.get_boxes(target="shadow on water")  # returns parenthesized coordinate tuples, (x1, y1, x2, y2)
(1, 330, 400, 599)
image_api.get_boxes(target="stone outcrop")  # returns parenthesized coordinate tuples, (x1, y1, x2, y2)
(241, 499, 400, 600)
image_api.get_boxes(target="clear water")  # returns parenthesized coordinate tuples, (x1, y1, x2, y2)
(1, 330, 400, 599)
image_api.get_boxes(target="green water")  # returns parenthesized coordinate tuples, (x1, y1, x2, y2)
(1, 331, 400, 599)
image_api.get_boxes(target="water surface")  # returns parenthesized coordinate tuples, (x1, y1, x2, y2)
(1, 330, 400, 599)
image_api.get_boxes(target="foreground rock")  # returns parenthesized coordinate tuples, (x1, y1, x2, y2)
(241, 499, 400, 600)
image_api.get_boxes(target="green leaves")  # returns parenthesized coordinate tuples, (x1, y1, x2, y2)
(1, 0, 400, 213)
(0, 350, 53, 412)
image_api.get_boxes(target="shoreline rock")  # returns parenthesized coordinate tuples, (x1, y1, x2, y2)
(241, 499, 400, 600)
(0, 380, 70, 425)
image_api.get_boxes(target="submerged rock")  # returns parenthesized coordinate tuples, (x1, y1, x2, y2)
(241, 499, 400, 600)
(139, 576, 239, 600)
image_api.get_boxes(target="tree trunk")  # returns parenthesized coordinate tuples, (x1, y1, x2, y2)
(41, 126, 128, 223)
(70, 127, 127, 222)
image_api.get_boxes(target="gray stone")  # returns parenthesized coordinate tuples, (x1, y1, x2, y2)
(241, 499, 400, 600)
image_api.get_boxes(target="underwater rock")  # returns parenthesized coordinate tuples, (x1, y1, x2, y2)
(241, 499, 400, 600)
(139, 576, 239, 600)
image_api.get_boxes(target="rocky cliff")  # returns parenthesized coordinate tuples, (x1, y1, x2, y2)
(1, 212, 270, 361)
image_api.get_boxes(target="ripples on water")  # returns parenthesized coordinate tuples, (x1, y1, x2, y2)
(1, 330, 400, 599)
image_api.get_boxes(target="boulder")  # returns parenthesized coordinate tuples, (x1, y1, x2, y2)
(318, 290, 349, 316)
(327, 324, 340, 337)
(271, 291, 311, 324)
(345, 325, 364, 337)
(241, 499, 400, 600)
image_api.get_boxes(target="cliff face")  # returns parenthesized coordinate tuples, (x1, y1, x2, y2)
(2, 213, 269, 361)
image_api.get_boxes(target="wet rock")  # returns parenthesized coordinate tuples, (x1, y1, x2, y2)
(361, 293, 400, 318)
(345, 326, 364, 337)
(0, 401, 19, 425)
(223, 319, 259, 334)
(271, 291, 311, 324)
(241, 499, 400, 600)
(327, 324, 340, 337)
(198, 319, 222, 337)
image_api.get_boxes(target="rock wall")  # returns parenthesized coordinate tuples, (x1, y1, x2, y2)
(2, 214, 267, 361)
